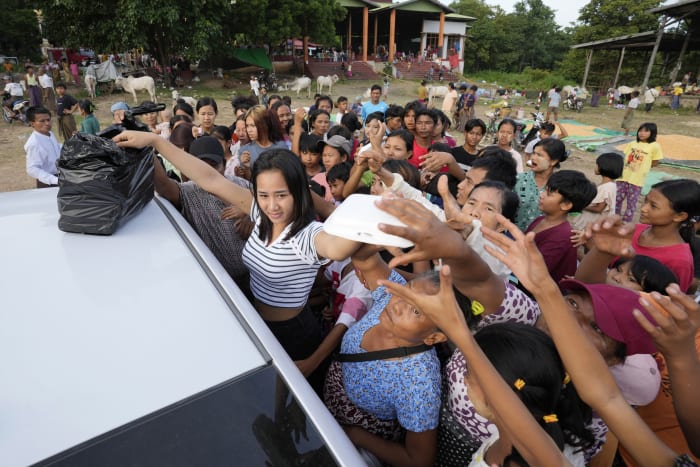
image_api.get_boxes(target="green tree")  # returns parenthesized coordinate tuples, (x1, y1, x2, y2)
(512, 0, 570, 71)
(559, 0, 663, 86)
(0, 1, 42, 62)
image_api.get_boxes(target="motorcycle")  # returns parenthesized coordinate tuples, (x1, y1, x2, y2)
(2, 95, 30, 124)
(564, 94, 584, 112)
(258, 70, 278, 91)
(519, 109, 546, 149)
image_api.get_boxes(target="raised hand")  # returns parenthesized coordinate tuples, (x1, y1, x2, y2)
(419, 151, 455, 173)
(582, 215, 636, 257)
(481, 213, 553, 293)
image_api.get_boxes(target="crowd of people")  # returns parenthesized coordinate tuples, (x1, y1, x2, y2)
(19, 79, 700, 466)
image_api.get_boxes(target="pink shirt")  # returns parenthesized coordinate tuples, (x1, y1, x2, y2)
(632, 224, 694, 292)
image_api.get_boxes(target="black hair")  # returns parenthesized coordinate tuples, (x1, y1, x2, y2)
(404, 100, 425, 116)
(386, 129, 414, 152)
(252, 149, 316, 242)
(595, 152, 623, 180)
(471, 180, 520, 223)
(282, 95, 292, 106)
(169, 122, 195, 152)
(474, 323, 594, 458)
(428, 142, 451, 153)
(652, 178, 700, 256)
(611, 255, 679, 293)
(299, 133, 322, 154)
(370, 84, 382, 93)
(340, 112, 362, 132)
(546, 170, 597, 213)
(469, 84, 478, 91)
(365, 111, 384, 124)
(637, 122, 658, 143)
(534, 137, 568, 168)
(327, 125, 353, 141)
(336, 95, 348, 105)
(464, 118, 486, 135)
(433, 109, 451, 133)
(315, 95, 333, 110)
(231, 95, 258, 114)
(169, 114, 192, 130)
(270, 100, 289, 112)
(326, 161, 352, 184)
(540, 122, 556, 134)
(385, 104, 405, 120)
(383, 159, 421, 189)
(78, 99, 95, 115)
(309, 109, 331, 130)
(308, 179, 326, 198)
(27, 106, 51, 121)
(55, 82, 67, 89)
(472, 147, 518, 189)
(497, 118, 516, 132)
(211, 125, 231, 142)
(414, 107, 437, 124)
(196, 96, 218, 114)
(173, 100, 194, 118)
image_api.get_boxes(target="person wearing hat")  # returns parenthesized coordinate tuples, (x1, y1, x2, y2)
(151, 135, 252, 290)
(3, 75, 25, 118)
(110, 101, 130, 124)
(311, 135, 351, 203)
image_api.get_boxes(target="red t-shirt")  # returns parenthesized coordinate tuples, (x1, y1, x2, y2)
(632, 224, 694, 292)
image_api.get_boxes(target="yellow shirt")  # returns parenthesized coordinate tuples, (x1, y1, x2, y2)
(418, 85, 427, 100)
(619, 141, 663, 187)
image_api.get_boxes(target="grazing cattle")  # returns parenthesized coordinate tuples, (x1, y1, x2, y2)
(427, 85, 448, 106)
(84, 75, 97, 99)
(362, 87, 372, 99)
(288, 76, 312, 98)
(316, 74, 339, 94)
(114, 75, 157, 103)
(171, 90, 197, 107)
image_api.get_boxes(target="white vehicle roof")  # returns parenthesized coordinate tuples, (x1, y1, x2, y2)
(0, 188, 361, 466)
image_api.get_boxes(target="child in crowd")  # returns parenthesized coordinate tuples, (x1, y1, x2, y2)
(299, 133, 323, 178)
(335, 96, 349, 125)
(313, 135, 350, 202)
(326, 161, 351, 204)
(514, 138, 569, 231)
(54, 82, 78, 142)
(78, 99, 99, 135)
(524, 170, 597, 284)
(570, 152, 623, 232)
(616, 122, 663, 222)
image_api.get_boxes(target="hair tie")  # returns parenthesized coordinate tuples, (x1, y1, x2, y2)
(471, 300, 484, 316)
(513, 378, 526, 391)
(562, 373, 571, 385)
(543, 414, 558, 424)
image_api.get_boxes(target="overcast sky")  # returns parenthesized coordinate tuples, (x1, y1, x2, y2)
(485, 0, 588, 27)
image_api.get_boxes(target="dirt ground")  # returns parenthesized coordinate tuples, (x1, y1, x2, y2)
(2, 76, 699, 193)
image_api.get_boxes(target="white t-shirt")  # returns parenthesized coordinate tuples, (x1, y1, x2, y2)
(628, 97, 640, 109)
(4, 82, 24, 97)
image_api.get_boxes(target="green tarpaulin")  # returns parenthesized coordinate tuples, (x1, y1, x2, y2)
(230, 48, 272, 70)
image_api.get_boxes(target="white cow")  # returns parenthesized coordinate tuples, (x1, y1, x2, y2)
(171, 90, 197, 107)
(84, 75, 97, 99)
(316, 74, 339, 94)
(288, 76, 312, 98)
(427, 85, 448, 106)
(114, 75, 157, 103)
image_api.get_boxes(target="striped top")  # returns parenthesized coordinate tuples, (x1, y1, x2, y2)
(242, 203, 328, 308)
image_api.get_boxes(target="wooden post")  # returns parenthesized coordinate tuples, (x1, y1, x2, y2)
(389, 10, 396, 63)
(362, 7, 368, 62)
(347, 13, 352, 54)
(613, 47, 626, 89)
(581, 49, 593, 89)
(373, 15, 378, 58)
(303, 36, 309, 75)
(641, 16, 667, 91)
(438, 12, 445, 58)
(669, 28, 691, 85)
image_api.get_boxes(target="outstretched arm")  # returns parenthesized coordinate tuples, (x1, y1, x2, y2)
(481, 214, 678, 466)
(380, 267, 569, 467)
(635, 287, 700, 457)
(114, 130, 253, 214)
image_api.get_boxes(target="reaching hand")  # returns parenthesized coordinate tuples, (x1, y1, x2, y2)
(420, 151, 454, 173)
(635, 284, 700, 359)
(582, 215, 636, 257)
(375, 196, 463, 268)
(380, 265, 469, 341)
(113, 130, 158, 149)
(481, 213, 554, 294)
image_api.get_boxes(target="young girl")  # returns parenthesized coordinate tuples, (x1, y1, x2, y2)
(313, 136, 351, 202)
(193, 96, 218, 137)
(431, 110, 457, 148)
(240, 105, 287, 166)
(493, 118, 524, 173)
(308, 109, 331, 140)
(271, 101, 292, 149)
(228, 116, 249, 180)
(140, 100, 160, 134)
(299, 133, 323, 178)
(513, 137, 569, 231)
(113, 132, 361, 386)
(78, 99, 99, 135)
(570, 152, 623, 233)
(616, 122, 663, 222)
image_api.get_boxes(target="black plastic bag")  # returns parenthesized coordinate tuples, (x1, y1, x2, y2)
(57, 133, 154, 235)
